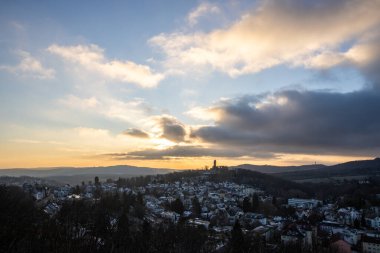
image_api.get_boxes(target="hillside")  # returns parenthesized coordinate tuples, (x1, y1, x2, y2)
(154, 168, 313, 198)
(230, 164, 326, 174)
(0, 165, 174, 185)
(276, 157, 380, 181)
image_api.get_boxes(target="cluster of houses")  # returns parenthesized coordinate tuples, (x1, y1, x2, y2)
(142, 177, 380, 252)
(144, 180, 263, 224)
(11, 171, 380, 252)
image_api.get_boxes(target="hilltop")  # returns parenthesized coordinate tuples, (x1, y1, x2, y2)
(230, 163, 326, 174)
(0, 165, 174, 185)
(273, 157, 380, 181)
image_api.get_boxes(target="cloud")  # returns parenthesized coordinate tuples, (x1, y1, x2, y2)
(187, 2, 220, 26)
(0, 50, 55, 79)
(123, 128, 149, 138)
(59, 95, 99, 109)
(298, 33, 380, 88)
(47, 44, 164, 87)
(156, 115, 187, 143)
(59, 95, 154, 123)
(186, 105, 219, 121)
(191, 89, 380, 156)
(150, 0, 380, 78)
(347, 36, 380, 88)
(102, 145, 276, 160)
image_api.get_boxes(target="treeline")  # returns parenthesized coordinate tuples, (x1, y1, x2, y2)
(0, 185, 218, 253)
(215, 169, 380, 208)
(0, 184, 321, 253)
(208, 169, 312, 198)
(310, 178, 380, 208)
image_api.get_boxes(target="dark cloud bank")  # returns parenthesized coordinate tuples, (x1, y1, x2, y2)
(191, 89, 380, 156)
(115, 88, 380, 160)
(113, 80, 380, 161)
(116, 81, 380, 160)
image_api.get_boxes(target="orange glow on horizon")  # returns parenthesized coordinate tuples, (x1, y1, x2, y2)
(0, 148, 373, 170)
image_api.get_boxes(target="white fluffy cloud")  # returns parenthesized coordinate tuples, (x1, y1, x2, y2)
(0, 50, 55, 79)
(187, 2, 220, 26)
(48, 44, 165, 87)
(150, 0, 380, 78)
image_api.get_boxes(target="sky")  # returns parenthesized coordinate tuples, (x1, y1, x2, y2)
(1, 0, 380, 169)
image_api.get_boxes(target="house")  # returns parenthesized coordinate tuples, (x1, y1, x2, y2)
(338, 228, 361, 246)
(160, 211, 180, 223)
(337, 207, 361, 226)
(67, 194, 81, 200)
(366, 217, 380, 230)
(252, 225, 275, 241)
(288, 198, 322, 209)
(362, 234, 380, 253)
(44, 202, 60, 216)
(319, 221, 345, 235)
(244, 212, 267, 226)
(281, 224, 305, 245)
(281, 223, 313, 247)
(187, 218, 210, 229)
(32, 191, 45, 200)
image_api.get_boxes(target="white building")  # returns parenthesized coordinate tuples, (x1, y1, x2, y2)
(367, 217, 380, 230)
(160, 211, 180, 223)
(337, 207, 361, 226)
(288, 198, 322, 209)
(32, 191, 45, 200)
(187, 218, 210, 229)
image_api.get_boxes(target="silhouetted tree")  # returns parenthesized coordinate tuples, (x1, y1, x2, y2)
(252, 194, 260, 212)
(114, 209, 130, 251)
(134, 203, 146, 219)
(0, 186, 43, 252)
(140, 220, 152, 252)
(361, 211, 367, 227)
(229, 220, 244, 253)
(192, 197, 202, 217)
(94, 176, 100, 186)
(73, 185, 81, 194)
(137, 192, 144, 205)
(272, 195, 277, 206)
(242, 197, 251, 212)
(171, 198, 185, 215)
(354, 218, 360, 228)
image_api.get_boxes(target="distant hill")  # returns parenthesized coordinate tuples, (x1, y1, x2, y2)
(2, 157, 380, 185)
(0, 165, 174, 185)
(155, 168, 313, 198)
(276, 157, 380, 181)
(230, 164, 326, 174)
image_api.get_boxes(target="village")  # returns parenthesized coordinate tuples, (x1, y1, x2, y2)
(9, 161, 379, 253)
